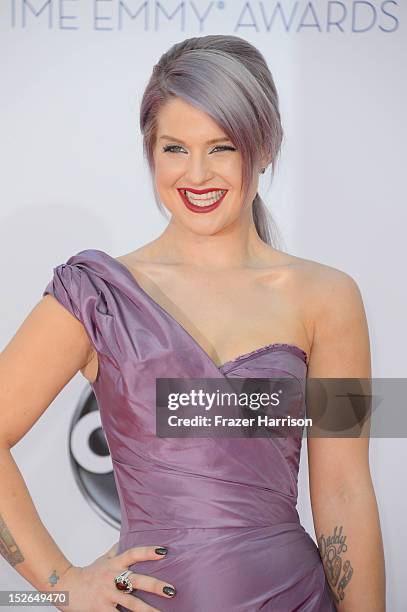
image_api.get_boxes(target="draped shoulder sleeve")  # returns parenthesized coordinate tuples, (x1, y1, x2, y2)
(42, 251, 121, 370)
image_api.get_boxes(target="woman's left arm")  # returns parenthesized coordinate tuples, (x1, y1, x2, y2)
(306, 269, 386, 611)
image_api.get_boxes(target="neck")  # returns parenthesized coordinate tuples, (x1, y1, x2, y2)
(148, 206, 272, 271)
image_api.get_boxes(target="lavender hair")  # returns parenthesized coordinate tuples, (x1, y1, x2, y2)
(140, 35, 284, 248)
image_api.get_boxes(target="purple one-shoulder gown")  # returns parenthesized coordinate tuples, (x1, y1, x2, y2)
(43, 249, 337, 612)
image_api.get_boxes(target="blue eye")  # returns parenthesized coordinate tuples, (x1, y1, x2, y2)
(162, 145, 236, 154)
(163, 145, 184, 153)
(212, 145, 236, 153)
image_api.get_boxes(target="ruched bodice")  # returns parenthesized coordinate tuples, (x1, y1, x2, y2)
(43, 248, 337, 611)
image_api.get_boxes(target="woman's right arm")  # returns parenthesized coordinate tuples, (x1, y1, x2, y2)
(0, 294, 96, 590)
(1, 295, 177, 611)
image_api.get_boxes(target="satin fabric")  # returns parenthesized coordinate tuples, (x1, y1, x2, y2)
(43, 248, 337, 611)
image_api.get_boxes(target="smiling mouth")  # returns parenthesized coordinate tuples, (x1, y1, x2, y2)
(178, 188, 228, 209)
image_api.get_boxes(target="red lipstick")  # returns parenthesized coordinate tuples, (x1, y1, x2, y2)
(177, 188, 228, 214)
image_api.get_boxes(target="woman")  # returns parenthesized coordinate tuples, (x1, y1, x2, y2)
(0, 35, 385, 611)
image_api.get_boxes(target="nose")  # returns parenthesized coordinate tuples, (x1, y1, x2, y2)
(183, 155, 213, 185)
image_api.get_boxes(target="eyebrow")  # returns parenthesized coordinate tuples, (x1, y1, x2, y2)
(159, 135, 231, 145)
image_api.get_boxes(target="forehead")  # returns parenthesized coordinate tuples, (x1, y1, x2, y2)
(156, 97, 228, 141)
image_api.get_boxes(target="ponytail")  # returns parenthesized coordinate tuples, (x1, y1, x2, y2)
(252, 193, 284, 250)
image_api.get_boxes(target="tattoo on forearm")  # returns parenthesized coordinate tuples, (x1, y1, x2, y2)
(318, 525, 354, 605)
(0, 513, 24, 566)
(48, 570, 60, 587)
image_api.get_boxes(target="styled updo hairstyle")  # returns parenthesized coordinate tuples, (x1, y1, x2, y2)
(140, 35, 284, 248)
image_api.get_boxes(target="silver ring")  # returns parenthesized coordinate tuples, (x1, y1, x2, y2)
(114, 569, 134, 594)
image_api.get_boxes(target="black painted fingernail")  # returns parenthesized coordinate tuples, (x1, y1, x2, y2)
(155, 547, 168, 555)
(163, 585, 176, 597)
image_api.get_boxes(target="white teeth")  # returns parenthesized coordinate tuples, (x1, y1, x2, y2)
(184, 189, 226, 207)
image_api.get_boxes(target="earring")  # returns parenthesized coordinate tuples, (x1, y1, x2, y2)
(260, 167, 266, 174)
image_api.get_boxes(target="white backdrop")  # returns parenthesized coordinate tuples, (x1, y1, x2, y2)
(1, 1, 406, 609)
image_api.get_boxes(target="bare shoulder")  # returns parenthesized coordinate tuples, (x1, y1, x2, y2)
(281, 252, 370, 377)
(276, 249, 358, 288)
(300, 255, 365, 338)
(115, 241, 165, 269)
(276, 250, 364, 322)
(268, 250, 368, 366)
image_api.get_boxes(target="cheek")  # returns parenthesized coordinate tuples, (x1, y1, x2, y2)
(155, 157, 185, 184)
(222, 156, 243, 181)
(155, 164, 178, 186)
